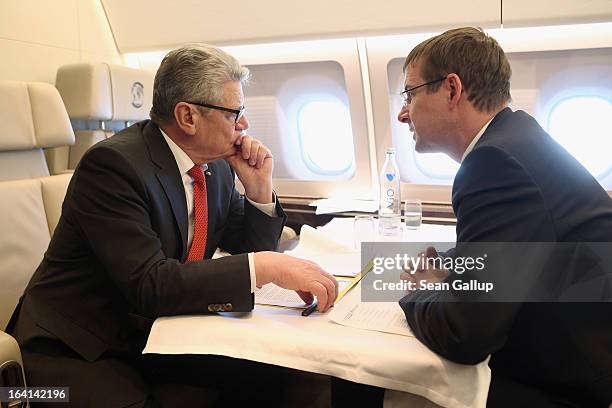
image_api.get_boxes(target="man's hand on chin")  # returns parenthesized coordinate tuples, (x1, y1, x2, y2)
(225, 134, 274, 204)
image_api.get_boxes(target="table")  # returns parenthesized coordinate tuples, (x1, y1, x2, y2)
(144, 220, 491, 408)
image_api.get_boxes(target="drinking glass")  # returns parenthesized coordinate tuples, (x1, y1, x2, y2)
(404, 200, 422, 229)
(353, 215, 375, 249)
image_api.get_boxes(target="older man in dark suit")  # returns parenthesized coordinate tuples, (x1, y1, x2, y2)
(7, 45, 337, 407)
(395, 28, 612, 408)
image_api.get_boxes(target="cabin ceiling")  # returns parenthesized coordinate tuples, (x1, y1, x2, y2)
(100, 0, 500, 52)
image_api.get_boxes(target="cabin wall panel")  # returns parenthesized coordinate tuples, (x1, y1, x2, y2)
(0, 39, 80, 84)
(80, 51, 124, 66)
(0, 0, 79, 50)
(78, 0, 119, 56)
(0, 0, 123, 85)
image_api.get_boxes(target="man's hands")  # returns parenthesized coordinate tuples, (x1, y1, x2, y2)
(400, 247, 450, 294)
(225, 135, 273, 204)
(227, 136, 336, 312)
(254, 252, 339, 313)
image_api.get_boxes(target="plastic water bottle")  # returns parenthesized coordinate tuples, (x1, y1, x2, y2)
(379, 147, 402, 237)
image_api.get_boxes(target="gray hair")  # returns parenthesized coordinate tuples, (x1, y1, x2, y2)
(150, 44, 251, 124)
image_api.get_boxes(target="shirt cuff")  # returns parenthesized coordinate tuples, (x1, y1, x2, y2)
(248, 252, 257, 293)
(245, 193, 277, 217)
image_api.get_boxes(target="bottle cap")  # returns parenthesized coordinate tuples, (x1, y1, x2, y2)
(385, 147, 396, 154)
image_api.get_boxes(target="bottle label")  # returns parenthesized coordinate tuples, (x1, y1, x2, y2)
(383, 188, 395, 209)
(385, 173, 394, 182)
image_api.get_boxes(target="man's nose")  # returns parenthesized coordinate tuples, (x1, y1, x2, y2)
(397, 105, 411, 124)
(236, 114, 249, 131)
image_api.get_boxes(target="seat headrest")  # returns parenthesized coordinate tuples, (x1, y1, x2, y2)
(0, 80, 75, 151)
(55, 63, 154, 122)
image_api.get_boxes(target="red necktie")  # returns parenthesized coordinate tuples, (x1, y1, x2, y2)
(187, 165, 208, 262)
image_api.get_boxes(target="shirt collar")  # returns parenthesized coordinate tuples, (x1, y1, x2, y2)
(159, 127, 208, 174)
(461, 117, 494, 163)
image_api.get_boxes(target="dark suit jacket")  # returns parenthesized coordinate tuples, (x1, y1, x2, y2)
(400, 108, 612, 406)
(8, 119, 286, 363)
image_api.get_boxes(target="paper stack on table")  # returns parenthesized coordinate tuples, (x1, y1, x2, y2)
(286, 224, 363, 277)
(256, 224, 412, 338)
(255, 225, 366, 308)
(255, 278, 354, 309)
(327, 281, 413, 337)
(309, 198, 378, 215)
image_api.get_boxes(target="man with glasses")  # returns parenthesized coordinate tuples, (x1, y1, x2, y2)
(393, 27, 612, 408)
(8, 45, 338, 407)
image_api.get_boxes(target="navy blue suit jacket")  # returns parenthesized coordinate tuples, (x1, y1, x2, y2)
(400, 108, 612, 406)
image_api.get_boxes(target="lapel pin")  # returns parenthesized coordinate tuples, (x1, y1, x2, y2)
(205, 171, 212, 176)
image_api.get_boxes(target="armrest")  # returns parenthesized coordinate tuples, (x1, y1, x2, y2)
(0, 331, 23, 368)
(0, 331, 26, 387)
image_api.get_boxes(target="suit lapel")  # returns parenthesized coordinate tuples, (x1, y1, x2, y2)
(142, 122, 189, 256)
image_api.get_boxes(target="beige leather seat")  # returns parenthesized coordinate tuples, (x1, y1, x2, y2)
(0, 81, 74, 181)
(52, 62, 154, 172)
(0, 80, 75, 405)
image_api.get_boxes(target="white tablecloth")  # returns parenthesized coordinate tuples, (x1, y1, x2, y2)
(144, 222, 490, 408)
(145, 285, 489, 408)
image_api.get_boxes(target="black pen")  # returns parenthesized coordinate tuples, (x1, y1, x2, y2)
(301, 300, 318, 316)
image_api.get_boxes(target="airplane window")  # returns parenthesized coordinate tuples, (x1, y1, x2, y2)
(547, 96, 612, 179)
(414, 150, 460, 179)
(391, 122, 459, 180)
(241, 61, 358, 182)
(297, 99, 354, 175)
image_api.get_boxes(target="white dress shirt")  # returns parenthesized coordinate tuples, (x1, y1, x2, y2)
(461, 117, 494, 163)
(161, 129, 277, 292)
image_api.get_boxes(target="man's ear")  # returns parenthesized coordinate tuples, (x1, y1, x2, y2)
(446, 73, 463, 108)
(173, 102, 197, 135)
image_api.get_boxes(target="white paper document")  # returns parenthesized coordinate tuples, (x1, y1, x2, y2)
(328, 286, 413, 337)
(290, 224, 355, 255)
(291, 252, 363, 278)
(285, 225, 364, 277)
(310, 198, 378, 215)
(255, 278, 354, 308)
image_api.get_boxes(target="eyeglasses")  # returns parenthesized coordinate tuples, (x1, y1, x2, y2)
(400, 77, 446, 106)
(185, 101, 245, 123)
